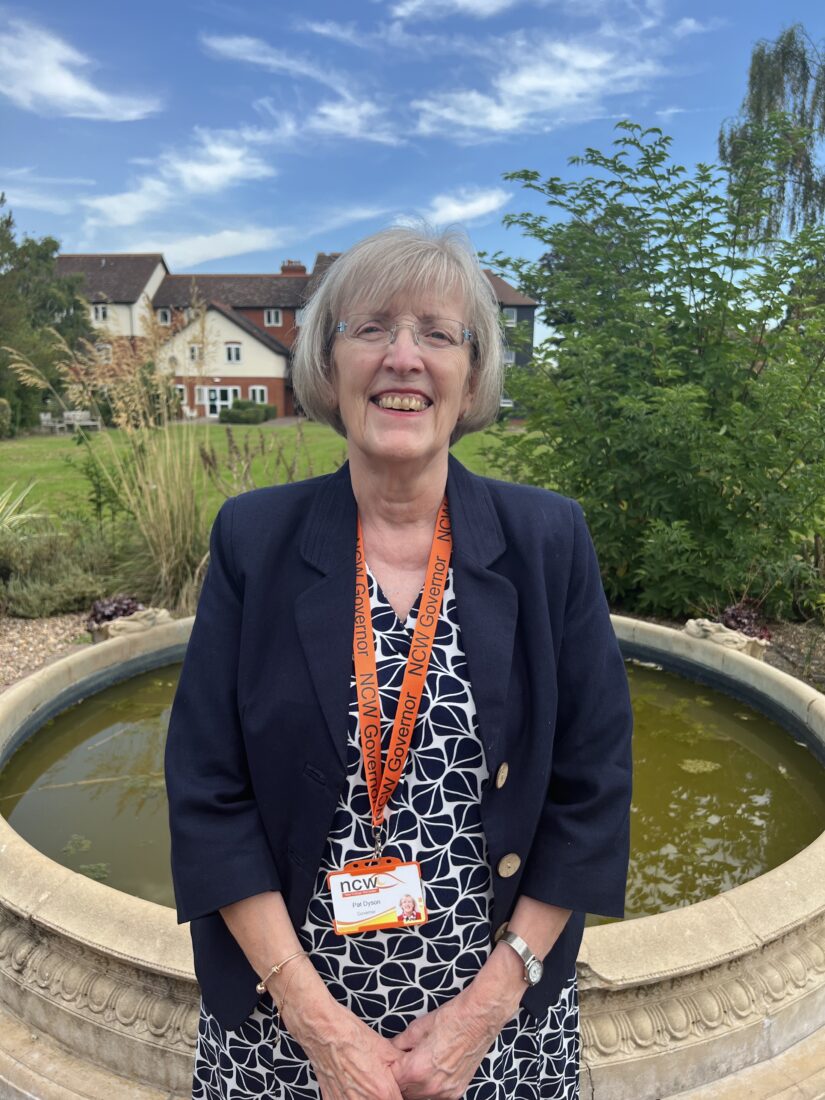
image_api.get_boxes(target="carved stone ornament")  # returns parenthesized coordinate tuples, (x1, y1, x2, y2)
(581, 913, 825, 1055)
(0, 906, 199, 1091)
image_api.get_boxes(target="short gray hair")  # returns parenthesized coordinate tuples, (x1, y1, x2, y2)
(292, 225, 505, 443)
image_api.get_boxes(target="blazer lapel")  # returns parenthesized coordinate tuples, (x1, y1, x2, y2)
(294, 456, 518, 773)
(447, 456, 518, 771)
(295, 464, 358, 769)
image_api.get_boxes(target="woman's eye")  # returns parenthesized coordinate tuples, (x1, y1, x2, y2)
(425, 328, 453, 345)
(354, 321, 386, 339)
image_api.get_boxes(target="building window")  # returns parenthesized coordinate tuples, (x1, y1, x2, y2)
(189, 344, 203, 362)
(502, 307, 517, 327)
(295, 308, 306, 326)
(249, 385, 268, 404)
(95, 342, 112, 363)
(225, 343, 242, 363)
(157, 308, 171, 326)
(195, 385, 207, 405)
(503, 348, 516, 365)
(92, 304, 108, 322)
(264, 308, 282, 327)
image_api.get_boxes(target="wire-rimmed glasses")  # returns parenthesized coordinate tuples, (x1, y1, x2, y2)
(335, 315, 473, 350)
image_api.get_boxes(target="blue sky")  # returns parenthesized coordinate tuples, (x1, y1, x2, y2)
(1, 0, 823, 274)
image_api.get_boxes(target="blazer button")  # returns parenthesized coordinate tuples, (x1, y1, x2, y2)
(495, 763, 509, 789)
(494, 921, 509, 942)
(497, 853, 521, 878)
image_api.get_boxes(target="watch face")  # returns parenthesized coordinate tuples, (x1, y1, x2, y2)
(527, 960, 543, 985)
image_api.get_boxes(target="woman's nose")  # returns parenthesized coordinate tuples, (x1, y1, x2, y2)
(383, 324, 422, 369)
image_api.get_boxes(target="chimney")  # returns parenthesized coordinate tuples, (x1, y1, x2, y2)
(280, 259, 307, 274)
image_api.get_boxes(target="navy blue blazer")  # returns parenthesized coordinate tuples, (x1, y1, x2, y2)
(165, 455, 633, 1031)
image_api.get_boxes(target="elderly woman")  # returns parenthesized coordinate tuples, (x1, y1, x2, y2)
(165, 226, 633, 1100)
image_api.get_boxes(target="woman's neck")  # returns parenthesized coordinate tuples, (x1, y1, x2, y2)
(348, 450, 448, 535)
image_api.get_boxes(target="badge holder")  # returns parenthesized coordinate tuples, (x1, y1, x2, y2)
(327, 855, 428, 936)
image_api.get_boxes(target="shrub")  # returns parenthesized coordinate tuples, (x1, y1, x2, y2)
(489, 119, 825, 620)
(85, 594, 145, 634)
(263, 404, 278, 420)
(219, 405, 266, 424)
(7, 297, 212, 614)
(0, 518, 115, 618)
(0, 398, 11, 439)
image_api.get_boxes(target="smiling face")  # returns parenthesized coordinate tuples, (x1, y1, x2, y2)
(330, 288, 474, 474)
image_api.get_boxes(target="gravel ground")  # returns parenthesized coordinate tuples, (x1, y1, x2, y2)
(1, 611, 824, 697)
(0, 612, 91, 692)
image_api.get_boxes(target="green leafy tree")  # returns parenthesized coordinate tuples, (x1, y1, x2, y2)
(489, 121, 825, 620)
(0, 194, 92, 432)
(719, 24, 825, 238)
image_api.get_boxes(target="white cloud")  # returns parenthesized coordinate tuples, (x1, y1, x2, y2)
(298, 20, 366, 47)
(308, 99, 401, 145)
(416, 186, 511, 225)
(298, 17, 500, 61)
(414, 37, 663, 138)
(159, 127, 275, 193)
(3, 167, 97, 186)
(0, 18, 160, 121)
(82, 127, 276, 230)
(390, 0, 525, 16)
(655, 106, 686, 120)
(83, 178, 173, 228)
(673, 17, 723, 38)
(310, 204, 394, 234)
(125, 227, 287, 268)
(201, 33, 352, 96)
(255, 93, 399, 146)
(2, 188, 74, 215)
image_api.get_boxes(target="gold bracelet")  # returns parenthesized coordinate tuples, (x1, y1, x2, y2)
(273, 955, 309, 1044)
(255, 949, 307, 996)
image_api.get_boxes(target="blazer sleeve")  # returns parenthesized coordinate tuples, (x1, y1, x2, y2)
(164, 497, 282, 924)
(519, 499, 633, 918)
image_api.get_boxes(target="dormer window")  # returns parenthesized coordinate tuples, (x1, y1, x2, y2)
(264, 308, 282, 327)
(157, 308, 171, 326)
(92, 304, 108, 322)
(225, 343, 242, 363)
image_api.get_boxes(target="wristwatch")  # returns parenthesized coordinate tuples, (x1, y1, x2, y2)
(499, 931, 544, 986)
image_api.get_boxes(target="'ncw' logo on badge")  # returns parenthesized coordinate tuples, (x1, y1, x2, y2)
(338, 871, 402, 898)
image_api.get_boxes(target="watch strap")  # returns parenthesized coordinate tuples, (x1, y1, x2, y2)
(499, 930, 543, 985)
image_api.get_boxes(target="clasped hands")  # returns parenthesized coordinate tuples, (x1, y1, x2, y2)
(291, 971, 522, 1100)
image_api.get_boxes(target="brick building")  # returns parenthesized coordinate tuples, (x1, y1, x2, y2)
(57, 252, 535, 420)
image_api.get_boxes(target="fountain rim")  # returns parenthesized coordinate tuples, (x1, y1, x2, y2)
(0, 615, 823, 993)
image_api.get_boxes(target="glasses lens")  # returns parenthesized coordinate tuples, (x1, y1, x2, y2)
(341, 316, 465, 349)
(419, 320, 463, 348)
(345, 316, 391, 342)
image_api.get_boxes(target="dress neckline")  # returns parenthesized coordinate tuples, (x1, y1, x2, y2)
(364, 561, 423, 633)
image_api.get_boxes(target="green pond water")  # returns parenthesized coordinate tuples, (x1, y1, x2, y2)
(1, 661, 824, 916)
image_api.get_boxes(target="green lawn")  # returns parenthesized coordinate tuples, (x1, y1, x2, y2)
(0, 421, 506, 526)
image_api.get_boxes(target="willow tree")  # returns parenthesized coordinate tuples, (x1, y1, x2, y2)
(719, 24, 825, 239)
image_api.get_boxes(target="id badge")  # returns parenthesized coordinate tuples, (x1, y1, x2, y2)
(327, 856, 428, 935)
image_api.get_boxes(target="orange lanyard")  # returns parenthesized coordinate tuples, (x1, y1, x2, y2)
(353, 499, 452, 855)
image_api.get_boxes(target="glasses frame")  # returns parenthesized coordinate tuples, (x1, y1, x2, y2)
(335, 316, 474, 350)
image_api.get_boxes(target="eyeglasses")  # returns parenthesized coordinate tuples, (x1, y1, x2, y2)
(335, 315, 473, 350)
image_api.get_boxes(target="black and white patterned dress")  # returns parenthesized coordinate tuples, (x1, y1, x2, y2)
(193, 565, 580, 1099)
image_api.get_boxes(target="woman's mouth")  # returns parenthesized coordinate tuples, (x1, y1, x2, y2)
(371, 393, 432, 412)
